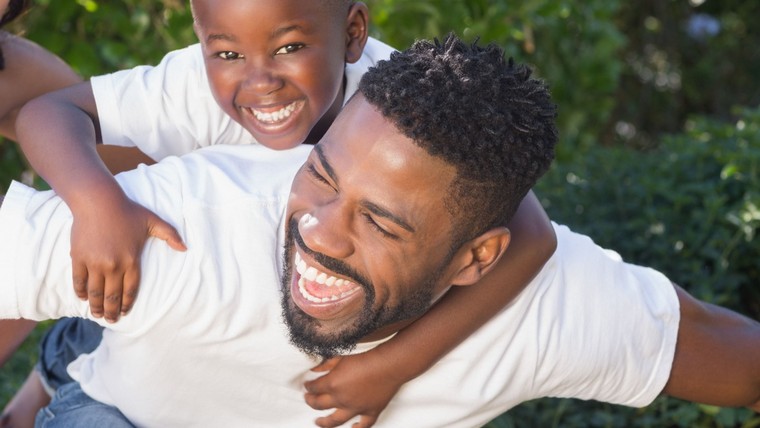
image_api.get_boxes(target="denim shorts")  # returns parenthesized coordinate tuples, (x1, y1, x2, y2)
(34, 382, 133, 428)
(34, 318, 133, 427)
(36, 318, 104, 392)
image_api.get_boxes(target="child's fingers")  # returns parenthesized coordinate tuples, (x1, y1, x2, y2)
(72, 262, 89, 300)
(314, 409, 360, 428)
(148, 218, 187, 251)
(311, 357, 342, 373)
(102, 271, 125, 323)
(86, 272, 106, 319)
(352, 415, 379, 428)
(304, 392, 337, 411)
(121, 267, 140, 316)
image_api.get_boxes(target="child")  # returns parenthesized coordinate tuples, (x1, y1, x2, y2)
(9, 0, 556, 426)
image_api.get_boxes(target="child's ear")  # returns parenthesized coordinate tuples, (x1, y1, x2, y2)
(450, 227, 511, 286)
(344, 2, 369, 64)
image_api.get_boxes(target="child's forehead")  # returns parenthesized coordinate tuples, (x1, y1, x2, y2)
(190, 0, 351, 21)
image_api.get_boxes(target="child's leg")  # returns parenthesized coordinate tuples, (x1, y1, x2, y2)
(1, 371, 50, 428)
(1, 318, 104, 427)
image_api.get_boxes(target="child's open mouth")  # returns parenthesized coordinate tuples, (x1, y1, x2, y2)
(245, 100, 304, 126)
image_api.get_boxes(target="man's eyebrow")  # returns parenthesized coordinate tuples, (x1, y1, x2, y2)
(363, 201, 416, 234)
(313, 145, 415, 234)
(314, 145, 339, 184)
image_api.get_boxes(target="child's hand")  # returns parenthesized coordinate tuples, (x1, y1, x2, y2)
(70, 198, 185, 322)
(304, 354, 403, 428)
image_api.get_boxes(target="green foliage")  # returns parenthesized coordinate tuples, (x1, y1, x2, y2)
(611, 0, 760, 149)
(537, 106, 760, 317)
(487, 106, 760, 428)
(15, 0, 195, 77)
(366, 0, 626, 160)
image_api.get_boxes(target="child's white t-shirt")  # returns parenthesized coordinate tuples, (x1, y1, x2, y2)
(90, 37, 395, 160)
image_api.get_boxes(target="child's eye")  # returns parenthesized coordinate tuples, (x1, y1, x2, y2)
(275, 43, 305, 55)
(216, 51, 243, 60)
(362, 213, 398, 240)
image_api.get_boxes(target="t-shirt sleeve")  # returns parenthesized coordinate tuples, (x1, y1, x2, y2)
(91, 44, 252, 161)
(528, 224, 680, 407)
(0, 171, 190, 333)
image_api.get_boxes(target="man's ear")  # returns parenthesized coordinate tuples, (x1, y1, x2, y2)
(344, 2, 369, 64)
(450, 227, 511, 286)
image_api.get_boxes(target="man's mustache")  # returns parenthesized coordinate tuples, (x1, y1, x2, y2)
(289, 220, 372, 290)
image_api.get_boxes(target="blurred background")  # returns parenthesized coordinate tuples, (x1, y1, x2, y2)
(2, 0, 759, 426)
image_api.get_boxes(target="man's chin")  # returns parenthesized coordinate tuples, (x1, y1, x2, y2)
(281, 296, 359, 359)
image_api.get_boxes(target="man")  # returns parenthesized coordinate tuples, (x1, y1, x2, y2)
(0, 35, 758, 427)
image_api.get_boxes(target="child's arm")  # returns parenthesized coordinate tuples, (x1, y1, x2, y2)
(304, 190, 555, 428)
(15, 83, 185, 322)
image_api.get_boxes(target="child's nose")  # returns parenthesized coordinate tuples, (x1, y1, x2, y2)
(243, 63, 284, 95)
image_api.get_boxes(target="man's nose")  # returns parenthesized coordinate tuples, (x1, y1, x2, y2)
(298, 206, 354, 261)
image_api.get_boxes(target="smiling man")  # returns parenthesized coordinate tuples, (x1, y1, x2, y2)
(0, 35, 758, 427)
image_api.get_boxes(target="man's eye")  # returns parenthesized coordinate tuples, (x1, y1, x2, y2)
(216, 51, 243, 60)
(362, 213, 398, 240)
(307, 165, 332, 187)
(275, 43, 305, 55)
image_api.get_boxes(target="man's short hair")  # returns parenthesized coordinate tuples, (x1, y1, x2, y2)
(359, 33, 558, 246)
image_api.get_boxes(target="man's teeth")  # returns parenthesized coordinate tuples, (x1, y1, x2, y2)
(251, 102, 296, 123)
(294, 252, 359, 304)
(295, 252, 350, 287)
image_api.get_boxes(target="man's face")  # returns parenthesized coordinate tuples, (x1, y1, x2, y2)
(0, 0, 9, 16)
(282, 97, 466, 357)
(192, 0, 354, 150)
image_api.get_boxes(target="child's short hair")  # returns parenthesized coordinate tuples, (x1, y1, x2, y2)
(359, 33, 558, 246)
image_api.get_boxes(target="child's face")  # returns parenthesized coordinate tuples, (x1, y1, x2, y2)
(192, 0, 367, 150)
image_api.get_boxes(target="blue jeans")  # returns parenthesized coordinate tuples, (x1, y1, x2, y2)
(35, 318, 133, 427)
(36, 318, 104, 391)
(34, 383, 133, 428)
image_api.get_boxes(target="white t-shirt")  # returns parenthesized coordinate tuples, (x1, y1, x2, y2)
(0, 145, 679, 427)
(90, 37, 395, 160)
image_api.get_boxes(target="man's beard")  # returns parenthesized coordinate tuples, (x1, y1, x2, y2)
(280, 219, 441, 359)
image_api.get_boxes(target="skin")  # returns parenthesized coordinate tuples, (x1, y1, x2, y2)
(0, 32, 81, 141)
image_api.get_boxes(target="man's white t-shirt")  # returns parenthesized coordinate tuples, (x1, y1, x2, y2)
(90, 37, 395, 160)
(0, 145, 679, 427)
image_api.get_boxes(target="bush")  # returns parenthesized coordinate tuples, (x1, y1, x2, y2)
(486, 106, 760, 427)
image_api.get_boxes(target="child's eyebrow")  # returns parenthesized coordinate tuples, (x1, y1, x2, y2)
(205, 33, 236, 43)
(271, 24, 305, 39)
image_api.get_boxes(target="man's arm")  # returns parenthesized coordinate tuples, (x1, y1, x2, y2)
(663, 284, 760, 409)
